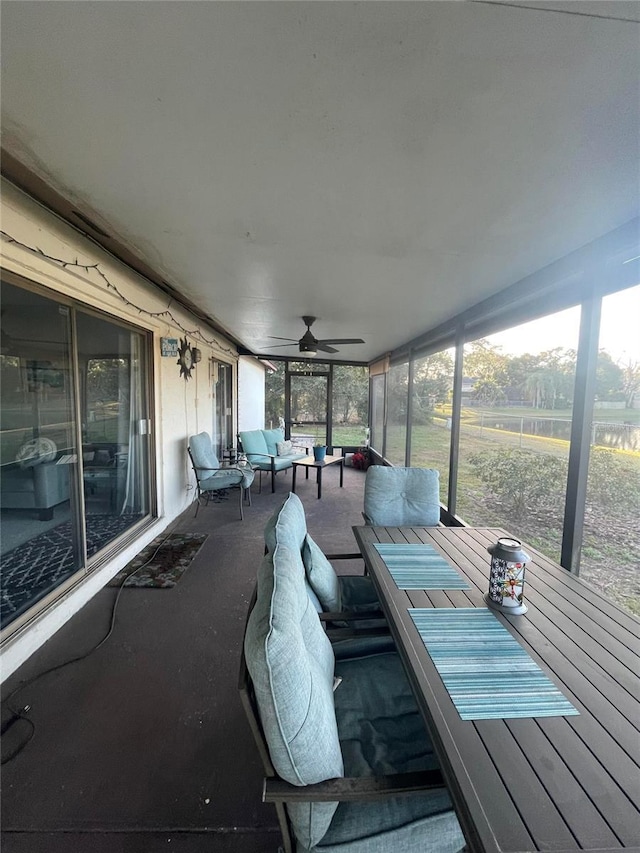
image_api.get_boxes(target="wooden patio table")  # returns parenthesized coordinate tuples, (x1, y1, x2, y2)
(352, 524, 640, 853)
(291, 454, 344, 499)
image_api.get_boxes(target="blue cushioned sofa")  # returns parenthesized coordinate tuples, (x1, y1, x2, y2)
(240, 493, 465, 853)
(237, 428, 308, 493)
(1, 461, 69, 520)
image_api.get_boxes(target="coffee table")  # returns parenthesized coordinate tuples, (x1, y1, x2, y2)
(291, 454, 344, 499)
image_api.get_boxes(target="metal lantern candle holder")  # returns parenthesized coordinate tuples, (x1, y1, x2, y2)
(484, 537, 531, 616)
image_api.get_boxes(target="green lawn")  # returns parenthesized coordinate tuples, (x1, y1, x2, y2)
(436, 404, 640, 426)
(331, 425, 369, 446)
(383, 418, 640, 617)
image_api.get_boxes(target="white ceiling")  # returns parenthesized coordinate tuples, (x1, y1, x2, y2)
(2, 1, 639, 362)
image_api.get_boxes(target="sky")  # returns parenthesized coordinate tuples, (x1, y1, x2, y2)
(486, 284, 639, 363)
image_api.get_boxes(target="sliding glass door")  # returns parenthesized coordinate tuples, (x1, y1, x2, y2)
(1, 277, 153, 633)
(77, 310, 151, 556)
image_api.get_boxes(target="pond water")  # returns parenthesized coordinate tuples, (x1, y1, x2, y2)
(478, 415, 639, 452)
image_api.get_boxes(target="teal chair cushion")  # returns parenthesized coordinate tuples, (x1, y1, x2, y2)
(200, 469, 253, 490)
(264, 492, 308, 554)
(364, 467, 441, 527)
(189, 431, 220, 470)
(244, 545, 343, 849)
(190, 432, 254, 490)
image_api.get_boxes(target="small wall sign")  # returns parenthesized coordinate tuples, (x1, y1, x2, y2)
(161, 337, 179, 357)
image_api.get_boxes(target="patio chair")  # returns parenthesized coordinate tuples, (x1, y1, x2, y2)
(264, 492, 386, 631)
(188, 432, 255, 519)
(363, 466, 442, 526)
(239, 542, 466, 853)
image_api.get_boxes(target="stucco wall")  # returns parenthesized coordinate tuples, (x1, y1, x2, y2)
(0, 180, 239, 678)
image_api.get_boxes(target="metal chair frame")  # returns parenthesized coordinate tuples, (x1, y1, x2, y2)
(187, 446, 252, 519)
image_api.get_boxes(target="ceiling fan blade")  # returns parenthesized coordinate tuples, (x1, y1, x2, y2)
(267, 336, 298, 342)
(264, 342, 298, 349)
(316, 343, 339, 354)
(316, 338, 365, 345)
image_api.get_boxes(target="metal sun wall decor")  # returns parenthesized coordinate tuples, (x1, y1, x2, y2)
(177, 337, 195, 380)
(484, 537, 531, 616)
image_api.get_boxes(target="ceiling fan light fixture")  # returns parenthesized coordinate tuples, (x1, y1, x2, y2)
(300, 343, 317, 357)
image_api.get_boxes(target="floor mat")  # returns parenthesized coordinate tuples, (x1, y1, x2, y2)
(108, 532, 208, 588)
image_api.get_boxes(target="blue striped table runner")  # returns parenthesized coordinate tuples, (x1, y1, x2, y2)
(409, 608, 579, 720)
(373, 543, 470, 589)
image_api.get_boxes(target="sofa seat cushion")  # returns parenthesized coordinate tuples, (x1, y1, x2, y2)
(1, 462, 69, 509)
(271, 455, 301, 470)
(330, 634, 397, 660)
(334, 651, 438, 778)
(339, 575, 380, 613)
(315, 650, 464, 852)
(1, 468, 38, 493)
(316, 798, 465, 853)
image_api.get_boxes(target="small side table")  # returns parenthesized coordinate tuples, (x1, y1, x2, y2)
(291, 455, 344, 499)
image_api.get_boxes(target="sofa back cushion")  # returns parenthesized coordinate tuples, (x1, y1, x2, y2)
(244, 545, 343, 848)
(262, 427, 285, 456)
(238, 429, 269, 461)
(189, 432, 219, 471)
(264, 491, 308, 555)
(364, 466, 441, 526)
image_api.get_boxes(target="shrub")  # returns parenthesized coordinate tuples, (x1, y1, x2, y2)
(469, 446, 640, 522)
(468, 448, 567, 520)
(586, 448, 640, 511)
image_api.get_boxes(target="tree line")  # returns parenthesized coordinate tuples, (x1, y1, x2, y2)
(406, 341, 640, 418)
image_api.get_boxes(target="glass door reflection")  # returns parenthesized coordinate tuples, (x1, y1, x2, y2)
(0, 282, 82, 629)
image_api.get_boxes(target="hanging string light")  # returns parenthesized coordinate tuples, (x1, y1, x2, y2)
(0, 230, 236, 356)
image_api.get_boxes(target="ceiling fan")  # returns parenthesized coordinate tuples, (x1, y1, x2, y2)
(266, 316, 364, 356)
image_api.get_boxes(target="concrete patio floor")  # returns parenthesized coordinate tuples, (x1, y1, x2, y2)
(1, 464, 369, 853)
